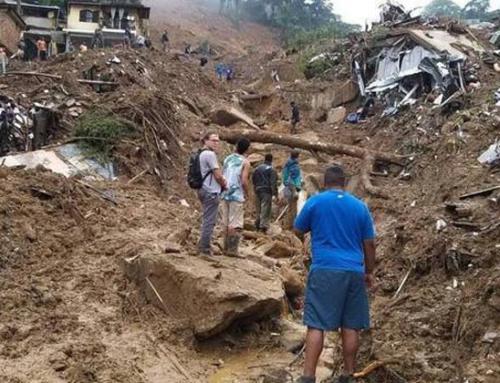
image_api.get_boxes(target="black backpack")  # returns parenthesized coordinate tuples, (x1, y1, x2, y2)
(187, 149, 212, 189)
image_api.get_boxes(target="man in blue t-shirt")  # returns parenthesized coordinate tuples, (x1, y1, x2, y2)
(294, 166, 376, 383)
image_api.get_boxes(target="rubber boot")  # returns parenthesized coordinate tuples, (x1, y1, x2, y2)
(226, 234, 240, 257)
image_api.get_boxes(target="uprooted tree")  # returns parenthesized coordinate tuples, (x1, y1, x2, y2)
(219, 129, 410, 198)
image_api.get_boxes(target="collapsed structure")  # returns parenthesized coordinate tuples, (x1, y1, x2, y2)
(352, 5, 495, 117)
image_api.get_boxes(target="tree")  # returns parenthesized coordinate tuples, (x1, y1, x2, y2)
(461, 0, 490, 20)
(422, 0, 462, 18)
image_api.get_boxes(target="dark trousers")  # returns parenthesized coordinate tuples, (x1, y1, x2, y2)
(197, 189, 219, 253)
(255, 192, 272, 231)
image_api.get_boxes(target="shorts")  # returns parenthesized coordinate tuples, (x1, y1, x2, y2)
(221, 200, 244, 229)
(304, 268, 370, 331)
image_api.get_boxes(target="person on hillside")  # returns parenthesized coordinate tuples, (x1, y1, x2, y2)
(36, 38, 48, 61)
(252, 153, 278, 233)
(294, 166, 376, 383)
(291, 101, 300, 133)
(161, 30, 170, 52)
(221, 138, 251, 256)
(91, 28, 104, 49)
(271, 69, 280, 83)
(282, 149, 302, 230)
(10, 39, 25, 61)
(197, 132, 228, 256)
(0, 47, 8, 75)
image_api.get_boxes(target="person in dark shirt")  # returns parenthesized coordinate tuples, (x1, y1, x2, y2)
(291, 101, 300, 133)
(252, 154, 278, 233)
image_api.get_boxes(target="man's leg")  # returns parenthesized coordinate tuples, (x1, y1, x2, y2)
(260, 192, 272, 231)
(226, 202, 243, 256)
(198, 190, 219, 254)
(303, 327, 324, 379)
(341, 328, 360, 376)
(254, 192, 262, 230)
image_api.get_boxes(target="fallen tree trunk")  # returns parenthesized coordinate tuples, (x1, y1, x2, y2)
(5, 71, 62, 79)
(219, 129, 405, 165)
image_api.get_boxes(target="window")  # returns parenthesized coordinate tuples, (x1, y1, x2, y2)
(79, 9, 99, 23)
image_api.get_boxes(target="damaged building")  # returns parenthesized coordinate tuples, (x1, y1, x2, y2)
(354, 27, 486, 116)
(64, 0, 151, 47)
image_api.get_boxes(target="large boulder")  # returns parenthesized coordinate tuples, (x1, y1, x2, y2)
(124, 253, 285, 338)
(210, 105, 260, 130)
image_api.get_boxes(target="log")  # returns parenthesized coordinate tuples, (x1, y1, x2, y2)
(77, 79, 119, 86)
(239, 92, 274, 101)
(5, 71, 62, 79)
(219, 129, 405, 165)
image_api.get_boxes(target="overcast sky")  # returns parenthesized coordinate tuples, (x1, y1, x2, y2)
(331, 0, 500, 25)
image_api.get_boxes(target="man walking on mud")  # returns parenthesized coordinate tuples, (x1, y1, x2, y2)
(290, 101, 300, 133)
(252, 153, 278, 233)
(294, 166, 376, 383)
(197, 132, 227, 256)
(221, 138, 251, 256)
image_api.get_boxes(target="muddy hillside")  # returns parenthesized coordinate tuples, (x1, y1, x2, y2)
(0, 0, 499, 382)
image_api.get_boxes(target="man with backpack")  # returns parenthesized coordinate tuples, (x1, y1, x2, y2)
(252, 154, 278, 233)
(221, 138, 251, 256)
(188, 132, 227, 256)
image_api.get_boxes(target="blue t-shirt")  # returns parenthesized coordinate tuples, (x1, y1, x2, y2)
(294, 190, 375, 273)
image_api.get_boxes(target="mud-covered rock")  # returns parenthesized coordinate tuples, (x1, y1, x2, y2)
(124, 253, 285, 338)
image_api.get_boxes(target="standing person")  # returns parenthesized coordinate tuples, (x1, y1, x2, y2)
(290, 101, 300, 133)
(161, 30, 169, 52)
(271, 69, 280, 83)
(252, 154, 278, 233)
(192, 132, 227, 256)
(37, 38, 48, 61)
(282, 150, 302, 230)
(294, 166, 376, 383)
(0, 47, 8, 75)
(221, 138, 251, 256)
(10, 39, 25, 60)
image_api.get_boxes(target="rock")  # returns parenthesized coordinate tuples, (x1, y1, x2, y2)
(311, 80, 358, 111)
(164, 241, 182, 254)
(166, 226, 192, 246)
(24, 224, 37, 242)
(327, 106, 347, 124)
(124, 253, 284, 338)
(280, 319, 305, 352)
(257, 240, 296, 258)
(281, 267, 304, 297)
(247, 153, 264, 165)
(482, 332, 498, 344)
(210, 105, 260, 130)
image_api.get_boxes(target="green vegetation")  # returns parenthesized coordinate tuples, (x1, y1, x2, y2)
(422, 0, 493, 20)
(236, 0, 360, 49)
(74, 111, 135, 162)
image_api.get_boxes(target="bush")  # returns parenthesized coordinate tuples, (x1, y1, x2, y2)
(74, 111, 135, 161)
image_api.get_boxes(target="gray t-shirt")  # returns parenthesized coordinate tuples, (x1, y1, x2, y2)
(199, 150, 221, 194)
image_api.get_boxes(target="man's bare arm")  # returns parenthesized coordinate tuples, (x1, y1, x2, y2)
(213, 168, 227, 190)
(363, 239, 376, 274)
(241, 160, 250, 197)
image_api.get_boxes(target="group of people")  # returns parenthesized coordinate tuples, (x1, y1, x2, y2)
(191, 131, 303, 257)
(190, 131, 377, 383)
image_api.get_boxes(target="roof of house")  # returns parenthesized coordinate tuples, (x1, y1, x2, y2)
(67, 0, 148, 8)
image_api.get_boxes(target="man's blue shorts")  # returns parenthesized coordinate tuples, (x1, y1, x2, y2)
(304, 269, 370, 331)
